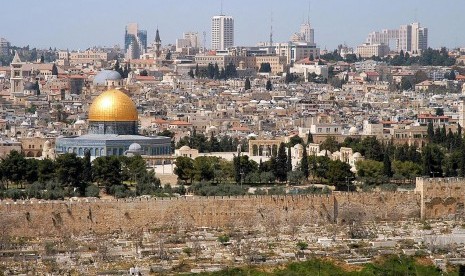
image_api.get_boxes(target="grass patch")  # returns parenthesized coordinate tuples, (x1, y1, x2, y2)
(190, 255, 458, 276)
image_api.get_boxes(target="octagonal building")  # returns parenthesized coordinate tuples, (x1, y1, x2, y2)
(55, 89, 171, 158)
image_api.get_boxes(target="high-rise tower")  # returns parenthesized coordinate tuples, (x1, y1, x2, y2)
(211, 15, 234, 51)
(124, 23, 147, 59)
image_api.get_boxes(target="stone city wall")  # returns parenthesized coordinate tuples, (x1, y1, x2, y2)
(416, 177, 465, 220)
(0, 192, 420, 238)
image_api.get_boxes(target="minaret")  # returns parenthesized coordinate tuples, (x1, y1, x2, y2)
(10, 51, 23, 99)
(155, 28, 162, 59)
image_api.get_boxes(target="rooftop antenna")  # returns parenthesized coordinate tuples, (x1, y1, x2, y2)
(220, 0, 223, 15)
(307, 1, 311, 24)
(414, 8, 418, 22)
(203, 31, 207, 52)
(269, 9, 273, 46)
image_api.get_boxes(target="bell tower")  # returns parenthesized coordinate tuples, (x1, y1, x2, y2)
(10, 51, 23, 98)
(154, 28, 162, 58)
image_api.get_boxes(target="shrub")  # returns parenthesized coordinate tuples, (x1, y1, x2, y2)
(5, 189, 25, 200)
(218, 235, 230, 244)
(296, 241, 308, 250)
(85, 184, 100, 197)
(380, 183, 398, 191)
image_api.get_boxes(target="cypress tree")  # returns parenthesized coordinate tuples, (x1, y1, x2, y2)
(427, 121, 434, 143)
(233, 154, 241, 183)
(300, 144, 309, 179)
(287, 146, 292, 173)
(51, 64, 58, 76)
(383, 153, 393, 177)
(276, 142, 288, 182)
(194, 64, 199, 78)
(307, 131, 314, 144)
(244, 77, 251, 90)
(441, 125, 447, 144)
(266, 79, 272, 91)
(214, 63, 220, 79)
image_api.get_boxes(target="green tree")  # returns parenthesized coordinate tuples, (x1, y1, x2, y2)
(422, 144, 444, 177)
(288, 135, 304, 147)
(121, 155, 147, 184)
(414, 70, 428, 84)
(300, 145, 309, 179)
(320, 136, 339, 153)
(307, 131, 314, 144)
(355, 159, 386, 185)
(213, 63, 220, 79)
(427, 121, 435, 143)
(448, 70, 456, 80)
(286, 146, 292, 173)
(92, 156, 122, 193)
(401, 77, 413, 91)
(0, 150, 27, 188)
(174, 156, 194, 185)
(38, 158, 55, 183)
(360, 137, 384, 161)
(193, 156, 220, 182)
(188, 68, 194, 78)
(209, 132, 221, 152)
(35, 80, 40, 95)
(327, 160, 354, 191)
(383, 153, 393, 178)
(244, 77, 251, 90)
(55, 153, 84, 194)
(276, 142, 288, 182)
(136, 170, 161, 195)
(80, 150, 92, 195)
(51, 63, 58, 76)
(266, 79, 273, 91)
(392, 160, 422, 180)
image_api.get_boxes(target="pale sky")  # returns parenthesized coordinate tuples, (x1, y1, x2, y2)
(1, 0, 464, 50)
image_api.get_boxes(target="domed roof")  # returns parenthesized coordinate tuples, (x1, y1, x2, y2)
(24, 81, 36, 90)
(353, 152, 362, 158)
(93, 70, 122, 86)
(348, 126, 358, 135)
(318, 150, 331, 156)
(179, 145, 191, 151)
(88, 89, 138, 122)
(128, 143, 142, 152)
(74, 119, 86, 125)
(43, 140, 51, 149)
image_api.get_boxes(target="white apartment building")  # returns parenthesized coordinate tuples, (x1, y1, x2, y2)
(290, 63, 328, 80)
(275, 42, 320, 64)
(0, 38, 10, 56)
(356, 43, 390, 58)
(184, 32, 199, 48)
(211, 15, 234, 51)
(364, 22, 428, 53)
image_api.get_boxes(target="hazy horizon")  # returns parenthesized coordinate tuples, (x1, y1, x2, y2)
(1, 0, 464, 51)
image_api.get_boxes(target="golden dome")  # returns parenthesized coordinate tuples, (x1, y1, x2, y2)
(88, 89, 138, 122)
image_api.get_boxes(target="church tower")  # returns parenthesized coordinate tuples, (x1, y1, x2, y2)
(154, 28, 162, 58)
(10, 51, 23, 98)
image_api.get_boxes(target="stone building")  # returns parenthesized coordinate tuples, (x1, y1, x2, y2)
(55, 89, 171, 159)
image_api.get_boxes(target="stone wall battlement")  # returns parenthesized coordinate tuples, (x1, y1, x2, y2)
(0, 194, 335, 206)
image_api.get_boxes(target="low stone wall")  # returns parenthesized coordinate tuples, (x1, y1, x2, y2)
(0, 192, 421, 238)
